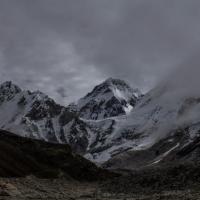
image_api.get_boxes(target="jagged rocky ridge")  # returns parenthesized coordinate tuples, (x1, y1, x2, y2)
(72, 78, 142, 120)
(1, 79, 200, 168)
(0, 81, 75, 143)
(0, 80, 142, 160)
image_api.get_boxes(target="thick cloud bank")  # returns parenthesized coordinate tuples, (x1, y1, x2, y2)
(0, 0, 200, 104)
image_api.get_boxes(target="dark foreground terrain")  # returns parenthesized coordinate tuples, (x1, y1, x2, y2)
(101, 163, 200, 199)
(0, 175, 200, 200)
(0, 130, 111, 180)
(0, 130, 200, 199)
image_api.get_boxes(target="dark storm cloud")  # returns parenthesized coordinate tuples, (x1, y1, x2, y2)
(0, 0, 200, 104)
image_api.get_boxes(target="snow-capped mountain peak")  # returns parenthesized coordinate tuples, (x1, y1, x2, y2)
(1, 78, 200, 167)
(0, 81, 22, 102)
(0, 81, 76, 143)
(75, 78, 142, 120)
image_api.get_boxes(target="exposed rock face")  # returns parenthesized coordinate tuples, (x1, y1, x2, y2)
(0, 81, 80, 144)
(2, 79, 200, 168)
(0, 80, 143, 161)
(0, 81, 21, 102)
(74, 78, 142, 120)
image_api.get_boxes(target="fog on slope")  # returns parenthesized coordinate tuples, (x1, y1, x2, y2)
(163, 53, 200, 98)
(112, 54, 200, 150)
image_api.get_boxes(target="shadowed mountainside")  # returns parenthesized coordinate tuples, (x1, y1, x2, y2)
(0, 130, 113, 181)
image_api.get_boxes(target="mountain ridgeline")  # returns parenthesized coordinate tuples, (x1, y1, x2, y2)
(73, 78, 142, 120)
(1, 79, 200, 169)
(0, 80, 142, 162)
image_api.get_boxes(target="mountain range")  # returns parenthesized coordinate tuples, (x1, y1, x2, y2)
(0, 78, 200, 169)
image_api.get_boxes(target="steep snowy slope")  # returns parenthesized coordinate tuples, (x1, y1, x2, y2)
(0, 80, 143, 162)
(0, 81, 133, 157)
(101, 64, 200, 168)
(2, 70, 200, 167)
(84, 63, 200, 165)
(0, 81, 78, 143)
(85, 71, 200, 164)
(114, 65, 200, 154)
(74, 78, 142, 120)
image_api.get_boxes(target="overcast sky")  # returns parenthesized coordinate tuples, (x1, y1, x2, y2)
(0, 0, 200, 105)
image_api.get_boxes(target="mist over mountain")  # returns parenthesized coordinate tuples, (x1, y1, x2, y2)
(1, 67, 200, 167)
(0, 79, 142, 162)
(2, 0, 200, 106)
(2, 1, 200, 199)
(158, 53, 200, 97)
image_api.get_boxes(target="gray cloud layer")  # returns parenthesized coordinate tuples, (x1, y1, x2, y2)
(0, 0, 200, 104)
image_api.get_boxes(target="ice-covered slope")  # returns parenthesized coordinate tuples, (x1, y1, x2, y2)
(0, 81, 79, 143)
(114, 65, 200, 153)
(0, 81, 134, 157)
(0, 80, 143, 162)
(101, 64, 200, 167)
(2, 71, 200, 167)
(74, 78, 142, 120)
(89, 62, 200, 165)
(85, 76, 200, 164)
